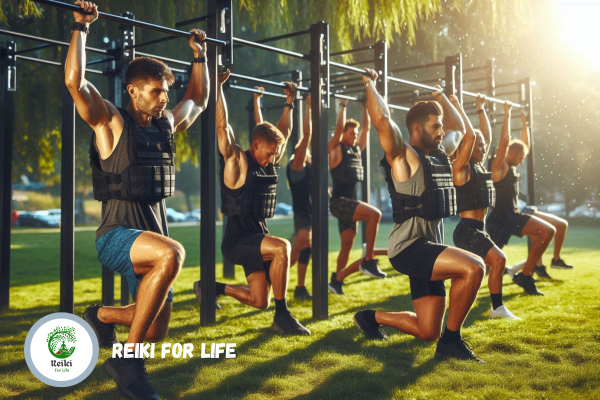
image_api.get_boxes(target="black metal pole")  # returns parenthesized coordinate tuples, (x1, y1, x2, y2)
(525, 78, 535, 206)
(310, 21, 329, 321)
(444, 55, 456, 98)
(290, 70, 303, 148)
(0, 41, 16, 312)
(221, 82, 236, 280)
(59, 48, 75, 314)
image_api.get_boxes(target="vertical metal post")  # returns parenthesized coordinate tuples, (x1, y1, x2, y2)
(0, 41, 16, 312)
(119, 12, 135, 305)
(291, 70, 303, 148)
(310, 21, 329, 320)
(455, 53, 463, 106)
(60, 49, 76, 314)
(220, 82, 235, 279)
(485, 58, 496, 171)
(444, 55, 456, 98)
(524, 77, 535, 206)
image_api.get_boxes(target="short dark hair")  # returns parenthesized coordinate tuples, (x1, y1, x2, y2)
(344, 119, 359, 132)
(125, 57, 175, 88)
(252, 122, 285, 145)
(405, 101, 443, 134)
(509, 139, 529, 155)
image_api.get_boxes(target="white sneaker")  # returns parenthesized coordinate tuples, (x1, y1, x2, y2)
(489, 305, 522, 320)
(505, 260, 526, 279)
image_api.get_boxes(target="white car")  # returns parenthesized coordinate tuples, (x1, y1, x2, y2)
(185, 208, 201, 222)
(166, 208, 187, 223)
(570, 205, 599, 218)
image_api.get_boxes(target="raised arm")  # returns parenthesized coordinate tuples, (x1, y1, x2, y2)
(435, 86, 466, 156)
(449, 95, 476, 183)
(167, 29, 209, 133)
(253, 87, 264, 125)
(291, 94, 311, 171)
(357, 103, 370, 152)
(491, 101, 512, 181)
(520, 109, 531, 150)
(274, 82, 296, 164)
(476, 94, 493, 158)
(328, 98, 347, 153)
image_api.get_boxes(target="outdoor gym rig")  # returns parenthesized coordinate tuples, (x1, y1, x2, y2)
(0, 0, 536, 328)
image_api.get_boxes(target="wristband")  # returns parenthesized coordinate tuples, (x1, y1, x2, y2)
(193, 56, 206, 64)
(284, 103, 294, 109)
(72, 22, 90, 35)
(340, 103, 347, 107)
(477, 109, 485, 114)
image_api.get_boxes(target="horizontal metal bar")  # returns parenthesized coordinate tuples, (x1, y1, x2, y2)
(463, 77, 488, 83)
(494, 90, 520, 96)
(126, 35, 178, 50)
(329, 61, 368, 75)
(255, 70, 298, 79)
(0, 28, 107, 54)
(330, 45, 374, 57)
(389, 104, 411, 111)
(331, 80, 364, 89)
(16, 55, 104, 75)
(331, 93, 358, 102)
(255, 30, 310, 44)
(387, 76, 439, 92)
(175, 15, 208, 27)
(229, 85, 287, 99)
(170, 67, 188, 74)
(332, 86, 366, 95)
(136, 51, 191, 66)
(390, 62, 444, 74)
(495, 81, 519, 89)
(229, 72, 309, 92)
(232, 37, 307, 60)
(348, 58, 374, 66)
(32, 0, 226, 46)
(463, 65, 487, 73)
(86, 58, 115, 66)
(463, 90, 525, 108)
(14, 43, 56, 54)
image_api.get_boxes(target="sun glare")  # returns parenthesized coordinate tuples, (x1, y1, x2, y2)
(557, 0, 600, 71)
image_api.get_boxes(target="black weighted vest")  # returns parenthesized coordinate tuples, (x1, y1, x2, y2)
(381, 148, 456, 225)
(221, 150, 278, 219)
(493, 166, 520, 213)
(456, 162, 496, 212)
(286, 157, 312, 217)
(331, 143, 364, 199)
(89, 108, 176, 202)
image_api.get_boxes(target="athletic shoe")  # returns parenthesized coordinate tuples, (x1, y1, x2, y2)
(512, 273, 544, 296)
(193, 280, 222, 309)
(551, 258, 574, 269)
(294, 286, 312, 301)
(353, 310, 388, 340)
(83, 304, 117, 348)
(435, 338, 484, 363)
(272, 312, 311, 335)
(328, 273, 344, 295)
(533, 265, 553, 279)
(359, 258, 387, 278)
(104, 357, 159, 400)
(489, 305, 522, 320)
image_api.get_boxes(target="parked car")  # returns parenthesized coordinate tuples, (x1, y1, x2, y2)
(17, 210, 61, 227)
(166, 208, 187, 223)
(274, 202, 293, 216)
(185, 208, 201, 222)
(570, 205, 599, 218)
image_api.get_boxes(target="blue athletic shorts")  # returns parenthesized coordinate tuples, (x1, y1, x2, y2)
(96, 226, 174, 303)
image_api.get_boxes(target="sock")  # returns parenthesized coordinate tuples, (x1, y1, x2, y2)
(274, 298, 288, 318)
(216, 282, 226, 296)
(491, 293, 503, 310)
(441, 327, 461, 344)
(296, 285, 306, 288)
(362, 310, 378, 326)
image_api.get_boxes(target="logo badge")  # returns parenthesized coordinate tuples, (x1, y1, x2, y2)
(24, 313, 99, 387)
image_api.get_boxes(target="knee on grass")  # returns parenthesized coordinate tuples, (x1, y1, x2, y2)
(416, 328, 442, 342)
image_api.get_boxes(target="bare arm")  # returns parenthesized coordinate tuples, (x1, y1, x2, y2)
(491, 102, 512, 181)
(253, 87, 264, 125)
(167, 29, 209, 134)
(291, 94, 311, 171)
(357, 104, 370, 152)
(520, 109, 530, 150)
(328, 98, 347, 153)
(274, 82, 296, 164)
(476, 94, 493, 158)
(450, 95, 476, 183)
(435, 87, 466, 156)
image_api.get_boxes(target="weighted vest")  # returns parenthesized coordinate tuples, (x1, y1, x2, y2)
(493, 166, 520, 213)
(89, 108, 176, 202)
(381, 148, 456, 225)
(456, 162, 496, 212)
(331, 143, 364, 199)
(286, 157, 312, 216)
(221, 150, 278, 219)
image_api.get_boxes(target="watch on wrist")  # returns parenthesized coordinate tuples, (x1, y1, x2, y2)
(284, 102, 294, 109)
(72, 22, 90, 34)
(477, 109, 485, 114)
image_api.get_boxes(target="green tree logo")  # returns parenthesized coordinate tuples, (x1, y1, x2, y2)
(46, 326, 76, 359)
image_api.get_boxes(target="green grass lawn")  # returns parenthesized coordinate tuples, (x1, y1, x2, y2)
(2, 219, 600, 399)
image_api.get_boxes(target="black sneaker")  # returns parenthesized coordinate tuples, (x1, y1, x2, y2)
(83, 304, 117, 348)
(104, 357, 159, 400)
(359, 258, 387, 278)
(551, 258, 574, 269)
(294, 286, 312, 301)
(533, 265, 553, 279)
(328, 273, 344, 295)
(272, 312, 311, 335)
(435, 338, 484, 363)
(194, 280, 222, 309)
(353, 310, 388, 340)
(512, 273, 544, 296)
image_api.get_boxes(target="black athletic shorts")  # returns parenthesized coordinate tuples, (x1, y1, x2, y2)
(330, 197, 359, 233)
(486, 211, 532, 249)
(293, 212, 312, 233)
(390, 238, 447, 300)
(453, 218, 496, 261)
(222, 233, 272, 283)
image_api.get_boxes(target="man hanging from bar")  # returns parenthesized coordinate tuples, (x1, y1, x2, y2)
(253, 88, 313, 300)
(65, 2, 210, 399)
(486, 105, 572, 295)
(355, 69, 486, 363)
(327, 97, 388, 296)
(193, 68, 310, 335)
(451, 95, 520, 319)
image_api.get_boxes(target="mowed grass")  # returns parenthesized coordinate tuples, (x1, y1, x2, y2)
(1, 218, 600, 399)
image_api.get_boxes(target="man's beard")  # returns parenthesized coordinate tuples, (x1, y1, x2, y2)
(420, 128, 440, 150)
(137, 95, 162, 118)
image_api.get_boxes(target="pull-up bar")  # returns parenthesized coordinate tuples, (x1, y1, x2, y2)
(462, 90, 525, 108)
(229, 84, 287, 99)
(330, 45, 373, 57)
(390, 61, 444, 74)
(229, 72, 310, 92)
(31, 0, 227, 46)
(254, 30, 310, 44)
(232, 37, 307, 60)
(16, 55, 105, 74)
(0, 28, 107, 54)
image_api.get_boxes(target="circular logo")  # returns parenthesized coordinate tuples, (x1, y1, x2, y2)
(24, 313, 99, 387)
